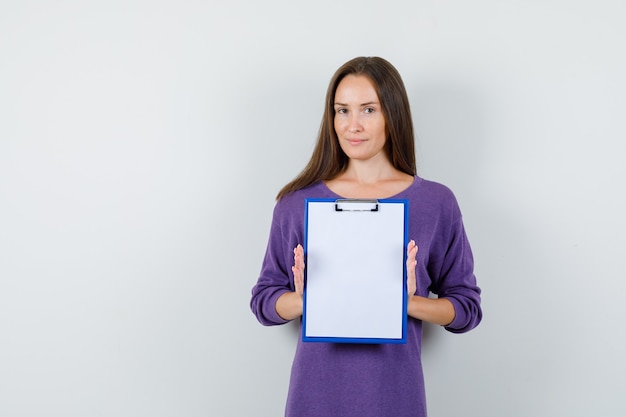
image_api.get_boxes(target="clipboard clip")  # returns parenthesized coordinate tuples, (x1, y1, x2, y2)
(334, 199, 379, 212)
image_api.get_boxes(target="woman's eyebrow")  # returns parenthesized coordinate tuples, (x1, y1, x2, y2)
(334, 101, 379, 107)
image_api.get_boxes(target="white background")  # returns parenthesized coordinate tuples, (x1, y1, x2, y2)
(1, 1, 624, 416)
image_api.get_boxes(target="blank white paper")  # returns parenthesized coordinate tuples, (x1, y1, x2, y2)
(304, 200, 406, 342)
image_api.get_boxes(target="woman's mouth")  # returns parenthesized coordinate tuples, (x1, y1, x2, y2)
(346, 138, 366, 145)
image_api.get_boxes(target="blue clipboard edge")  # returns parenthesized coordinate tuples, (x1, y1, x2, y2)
(302, 198, 409, 344)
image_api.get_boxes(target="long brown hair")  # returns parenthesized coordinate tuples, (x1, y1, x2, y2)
(276, 57, 416, 200)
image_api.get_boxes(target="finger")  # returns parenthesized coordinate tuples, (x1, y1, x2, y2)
(407, 240, 418, 260)
(406, 241, 417, 271)
(293, 246, 300, 263)
(292, 266, 304, 295)
(295, 244, 305, 269)
(292, 265, 302, 283)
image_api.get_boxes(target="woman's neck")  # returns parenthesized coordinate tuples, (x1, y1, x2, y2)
(343, 157, 398, 181)
(325, 160, 414, 199)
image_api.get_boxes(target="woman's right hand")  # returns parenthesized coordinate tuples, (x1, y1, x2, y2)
(275, 244, 305, 320)
(292, 244, 305, 296)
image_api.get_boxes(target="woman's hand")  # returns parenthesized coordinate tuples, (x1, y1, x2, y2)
(406, 239, 418, 297)
(405, 239, 456, 326)
(292, 244, 305, 296)
(276, 244, 305, 321)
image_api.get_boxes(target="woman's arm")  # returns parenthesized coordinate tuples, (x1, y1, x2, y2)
(406, 240, 455, 326)
(407, 296, 455, 326)
(275, 244, 304, 320)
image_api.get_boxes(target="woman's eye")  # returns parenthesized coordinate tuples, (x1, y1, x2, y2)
(336, 108, 347, 114)
(364, 107, 374, 114)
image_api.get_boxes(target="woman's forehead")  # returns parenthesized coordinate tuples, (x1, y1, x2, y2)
(334, 75, 379, 104)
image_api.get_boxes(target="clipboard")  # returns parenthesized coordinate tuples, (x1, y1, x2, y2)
(302, 198, 409, 344)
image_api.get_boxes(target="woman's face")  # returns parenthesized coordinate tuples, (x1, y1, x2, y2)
(333, 75, 387, 164)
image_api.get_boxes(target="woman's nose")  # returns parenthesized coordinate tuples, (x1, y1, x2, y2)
(348, 114, 362, 132)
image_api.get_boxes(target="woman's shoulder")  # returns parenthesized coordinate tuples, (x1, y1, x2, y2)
(407, 176, 457, 201)
(274, 181, 329, 212)
(406, 176, 463, 219)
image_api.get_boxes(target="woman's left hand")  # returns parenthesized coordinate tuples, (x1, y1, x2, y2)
(405, 239, 455, 326)
(406, 240, 418, 297)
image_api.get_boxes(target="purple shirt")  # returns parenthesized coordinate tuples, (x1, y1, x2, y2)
(250, 177, 482, 417)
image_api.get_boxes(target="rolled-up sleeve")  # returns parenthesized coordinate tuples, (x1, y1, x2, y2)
(435, 217, 482, 333)
(250, 199, 301, 326)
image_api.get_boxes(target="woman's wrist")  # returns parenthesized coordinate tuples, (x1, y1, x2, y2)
(275, 291, 304, 321)
(407, 295, 455, 326)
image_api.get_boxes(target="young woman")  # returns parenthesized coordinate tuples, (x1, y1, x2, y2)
(250, 57, 482, 417)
